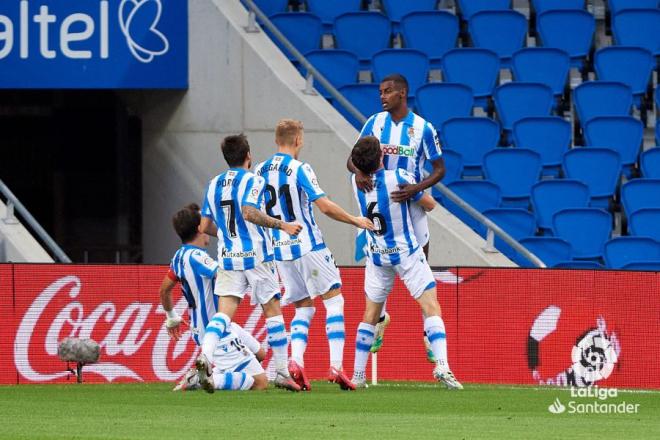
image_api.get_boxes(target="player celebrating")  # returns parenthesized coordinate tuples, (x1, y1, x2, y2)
(159, 203, 266, 391)
(347, 73, 446, 358)
(198, 134, 303, 392)
(349, 136, 462, 390)
(255, 119, 374, 391)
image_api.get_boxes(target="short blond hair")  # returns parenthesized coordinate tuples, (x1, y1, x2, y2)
(275, 119, 303, 146)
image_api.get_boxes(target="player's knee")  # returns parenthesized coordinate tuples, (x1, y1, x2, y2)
(251, 374, 268, 390)
(294, 297, 314, 308)
(260, 297, 282, 318)
(320, 287, 342, 301)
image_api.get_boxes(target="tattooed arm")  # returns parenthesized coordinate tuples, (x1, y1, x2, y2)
(242, 205, 303, 236)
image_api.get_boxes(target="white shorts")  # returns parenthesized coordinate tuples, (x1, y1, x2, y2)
(213, 352, 264, 377)
(410, 202, 430, 247)
(277, 247, 342, 304)
(214, 260, 280, 305)
(364, 249, 437, 303)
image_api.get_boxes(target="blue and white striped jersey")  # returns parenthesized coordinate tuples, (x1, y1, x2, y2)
(169, 245, 219, 346)
(359, 111, 442, 182)
(202, 168, 273, 270)
(352, 168, 423, 266)
(254, 153, 326, 261)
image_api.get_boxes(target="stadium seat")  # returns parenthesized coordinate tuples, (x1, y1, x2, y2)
(372, 49, 429, 99)
(441, 117, 501, 176)
(604, 237, 660, 269)
(493, 82, 554, 133)
(252, 0, 290, 17)
(468, 10, 528, 67)
(552, 208, 612, 259)
(443, 180, 502, 232)
(416, 83, 474, 130)
(426, 149, 464, 201)
(583, 116, 643, 177)
(621, 178, 660, 216)
(518, 236, 573, 268)
(511, 48, 570, 101)
(483, 148, 542, 207)
(531, 180, 590, 233)
(306, 0, 362, 31)
(334, 12, 392, 64)
(532, 0, 586, 14)
(512, 116, 571, 176)
(572, 81, 633, 137)
(381, 0, 438, 28)
(562, 147, 622, 209)
(481, 208, 537, 259)
(536, 9, 595, 69)
(640, 148, 660, 178)
(400, 11, 459, 69)
(553, 260, 605, 269)
(304, 50, 359, 98)
(594, 46, 654, 109)
(441, 48, 500, 109)
(456, 0, 512, 20)
(335, 84, 381, 129)
(608, 0, 659, 16)
(613, 9, 660, 56)
(268, 13, 323, 62)
(621, 261, 660, 270)
(629, 208, 660, 240)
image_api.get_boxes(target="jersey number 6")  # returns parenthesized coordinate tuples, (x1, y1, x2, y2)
(367, 202, 387, 236)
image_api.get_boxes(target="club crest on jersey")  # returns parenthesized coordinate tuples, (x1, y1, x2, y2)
(408, 127, 415, 138)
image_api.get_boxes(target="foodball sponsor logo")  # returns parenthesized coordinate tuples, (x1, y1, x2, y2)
(381, 144, 415, 158)
(548, 387, 640, 415)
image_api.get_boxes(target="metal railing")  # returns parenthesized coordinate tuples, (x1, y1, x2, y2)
(239, 0, 544, 268)
(0, 178, 71, 263)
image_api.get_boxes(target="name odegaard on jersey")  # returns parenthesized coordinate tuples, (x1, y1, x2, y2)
(257, 163, 293, 176)
(381, 144, 415, 158)
(221, 249, 257, 258)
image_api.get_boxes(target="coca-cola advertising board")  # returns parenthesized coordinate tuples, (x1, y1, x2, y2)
(3, 265, 659, 388)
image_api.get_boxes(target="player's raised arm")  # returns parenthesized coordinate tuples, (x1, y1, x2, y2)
(159, 270, 183, 341)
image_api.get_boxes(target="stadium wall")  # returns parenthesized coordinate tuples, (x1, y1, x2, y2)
(4, 264, 658, 389)
(124, 0, 514, 267)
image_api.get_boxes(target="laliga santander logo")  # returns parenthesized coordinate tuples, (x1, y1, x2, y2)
(13, 275, 267, 383)
(119, 0, 169, 63)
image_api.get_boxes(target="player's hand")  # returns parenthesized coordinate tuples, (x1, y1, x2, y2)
(282, 222, 303, 236)
(391, 183, 418, 202)
(355, 171, 373, 192)
(354, 216, 375, 231)
(165, 315, 183, 341)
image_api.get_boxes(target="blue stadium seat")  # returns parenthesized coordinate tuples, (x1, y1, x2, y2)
(426, 149, 464, 202)
(629, 208, 660, 240)
(441, 117, 501, 176)
(335, 84, 381, 129)
(621, 178, 660, 216)
(443, 180, 502, 232)
(468, 10, 528, 67)
(481, 208, 537, 259)
(604, 236, 660, 269)
(493, 82, 554, 133)
(562, 147, 622, 209)
(372, 49, 429, 99)
(457, 0, 512, 20)
(381, 0, 438, 27)
(531, 179, 590, 233)
(306, 0, 362, 31)
(608, 0, 659, 16)
(334, 12, 392, 64)
(252, 0, 290, 17)
(483, 149, 542, 207)
(573, 81, 632, 127)
(512, 116, 571, 176)
(552, 208, 612, 259)
(536, 9, 595, 69)
(613, 9, 660, 55)
(594, 46, 654, 109)
(518, 236, 573, 268)
(640, 148, 660, 178)
(583, 116, 643, 177)
(268, 13, 322, 61)
(401, 11, 459, 69)
(553, 260, 605, 269)
(621, 261, 660, 270)
(532, 0, 586, 14)
(511, 48, 570, 100)
(441, 48, 500, 109)
(416, 83, 473, 129)
(305, 50, 359, 98)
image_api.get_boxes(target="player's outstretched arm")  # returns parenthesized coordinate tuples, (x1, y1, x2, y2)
(418, 193, 436, 212)
(241, 205, 303, 236)
(159, 275, 183, 341)
(314, 196, 375, 230)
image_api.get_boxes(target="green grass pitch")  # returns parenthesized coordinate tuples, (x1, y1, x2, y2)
(1, 382, 658, 439)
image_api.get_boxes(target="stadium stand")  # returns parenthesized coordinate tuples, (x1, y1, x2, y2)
(629, 208, 660, 241)
(305, 50, 359, 98)
(441, 48, 500, 109)
(269, 13, 322, 62)
(440, 117, 500, 177)
(640, 148, 660, 178)
(511, 48, 570, 108)
(612, 8, 660, 56)
(512, 116, 571, 177)
(516, 236, 573, 268)
(400, 11, 459, 69)
(372, 49, 429, 100)
(381, 0, 439, 29)
(583, 116, 644, 177)
(604, 236, 660, 269)
(481, 208, 537, 259)
(306, 0, 362, 32)
(552, 208, 612, 260)
(531, 180, 590, 234)
(416, 83, 474, 129)
(562, 147, 622, 209)
(493, 82, 554, 134)
(442, 180, 502, 232)
(553, 260, 605, 269)
(456, 0, 512, 20)
(425, 149, 464, 201)
(594, 46, 654, 110)
(468, 10, 527, 67)
(532, 0, 586, 14)
(483, 149, 542, 207)
(334, 12, 392, 65)
(621, 179, 660, 217)
(608, 0, 659, 16)
(536, 9, 595, 71)
(335, 84, 381, 129)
